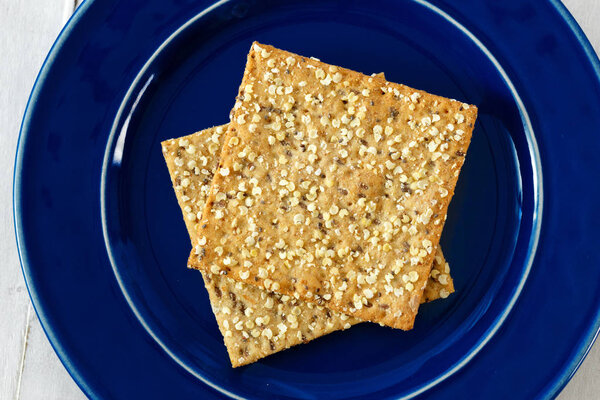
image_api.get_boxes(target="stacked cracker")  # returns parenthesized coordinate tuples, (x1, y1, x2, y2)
(163, 43, 474, 367)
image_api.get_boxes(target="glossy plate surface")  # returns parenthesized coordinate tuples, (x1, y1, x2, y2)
(15, 0, 600, 398)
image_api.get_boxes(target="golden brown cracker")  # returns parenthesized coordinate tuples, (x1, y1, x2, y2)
(188, 43, 475, 329)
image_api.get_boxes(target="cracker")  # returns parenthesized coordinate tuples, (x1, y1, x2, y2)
(188, 44, 473, 329)
(162, 126, 453, 366)
(188, 43, 475, 329)
(162, 128, 356, 367)
(422, 251, 454, 303)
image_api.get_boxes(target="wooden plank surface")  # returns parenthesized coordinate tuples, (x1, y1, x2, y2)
(0, 0, 598, 399)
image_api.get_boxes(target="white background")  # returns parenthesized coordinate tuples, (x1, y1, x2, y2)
(1, 0, 598, 398)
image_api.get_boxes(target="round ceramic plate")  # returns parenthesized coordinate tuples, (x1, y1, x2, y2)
(15, 0, 600, 398)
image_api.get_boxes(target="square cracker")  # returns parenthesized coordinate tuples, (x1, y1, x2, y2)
(163, 127, 356, 367)
(162, 126, 453, 366)
(188, 43, 475, 329)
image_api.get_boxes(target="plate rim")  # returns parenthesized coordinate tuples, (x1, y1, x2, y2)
(13, 0, 600, 399)
(541, 2, 600, 397)
(14, 0, 98, 398)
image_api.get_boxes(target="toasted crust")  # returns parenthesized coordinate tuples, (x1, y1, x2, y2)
(188, 43, 475, 329)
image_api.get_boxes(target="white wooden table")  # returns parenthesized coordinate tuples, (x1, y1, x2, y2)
(1, 1, 598, 398)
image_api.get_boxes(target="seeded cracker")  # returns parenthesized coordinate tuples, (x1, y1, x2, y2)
(163, 127, 356, 367)
(188, 43, 475, 329)
(162, 126, 453, 366)
(189, 43, 475, 329)
(422, 253, 454, 303)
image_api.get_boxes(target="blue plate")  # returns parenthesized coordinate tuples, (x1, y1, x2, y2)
(14, 0, 600, 398)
